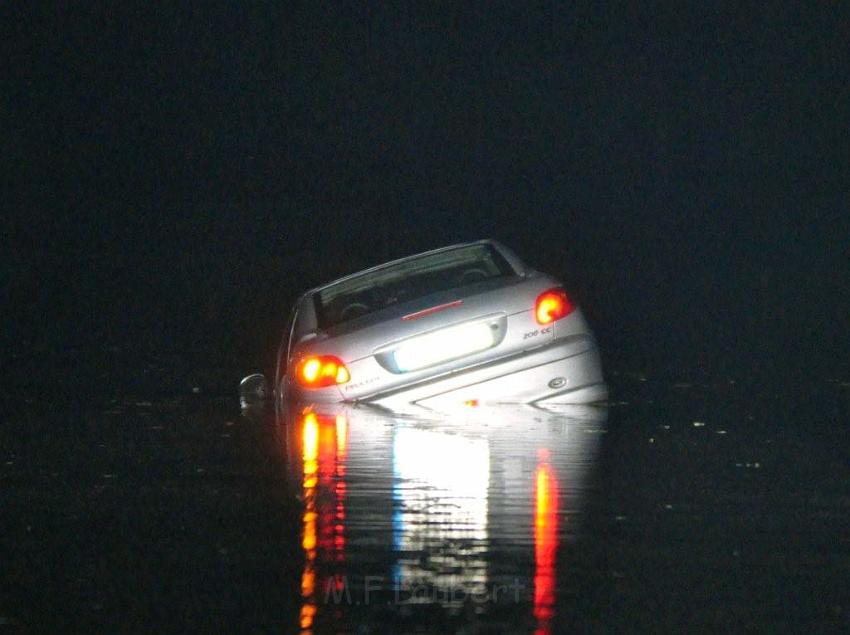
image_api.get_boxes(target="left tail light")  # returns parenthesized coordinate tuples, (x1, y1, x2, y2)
(295, 355, 351, 388)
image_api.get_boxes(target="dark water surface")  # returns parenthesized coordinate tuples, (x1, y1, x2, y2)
(1, 371, 848, 632)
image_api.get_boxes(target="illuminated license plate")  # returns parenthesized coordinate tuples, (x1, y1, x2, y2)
(392, 321, 496, 372)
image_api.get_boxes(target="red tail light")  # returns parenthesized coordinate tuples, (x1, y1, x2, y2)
(535, 288, 575, 325)
(295, 356, 351, 388)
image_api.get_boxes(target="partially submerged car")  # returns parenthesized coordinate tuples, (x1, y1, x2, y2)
(262, 240, 605, 409)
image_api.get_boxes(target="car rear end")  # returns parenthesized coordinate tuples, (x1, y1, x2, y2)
(286, 241, 606, 407)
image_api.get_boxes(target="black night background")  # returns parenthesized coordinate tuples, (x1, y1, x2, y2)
(2, 3, 849, 632)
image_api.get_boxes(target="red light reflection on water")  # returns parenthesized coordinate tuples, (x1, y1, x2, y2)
(298, 412, 348, 633)
(533, 448, 559, 635)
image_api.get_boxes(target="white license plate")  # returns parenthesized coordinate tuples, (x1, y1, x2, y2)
(393, 321, 496, 372)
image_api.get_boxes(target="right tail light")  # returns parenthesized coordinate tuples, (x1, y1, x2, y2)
(534, 288, 575, 325)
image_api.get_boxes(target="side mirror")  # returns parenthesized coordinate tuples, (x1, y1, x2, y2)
(239, 373, 268, 407)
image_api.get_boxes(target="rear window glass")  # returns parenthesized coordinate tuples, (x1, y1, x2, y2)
(314, 244, 515, 329)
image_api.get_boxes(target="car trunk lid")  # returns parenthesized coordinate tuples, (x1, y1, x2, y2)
(298, 276, 557, 401)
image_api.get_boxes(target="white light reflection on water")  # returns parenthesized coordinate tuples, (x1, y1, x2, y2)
(392, 426, 491, 599)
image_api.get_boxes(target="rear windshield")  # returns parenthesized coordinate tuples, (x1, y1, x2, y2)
(314, 244, 515, 329)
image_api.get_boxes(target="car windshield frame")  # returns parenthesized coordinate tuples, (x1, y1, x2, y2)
(313, 243, 516, 330)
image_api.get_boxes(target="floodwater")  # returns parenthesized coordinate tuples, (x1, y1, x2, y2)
(1, 371, 848, 632)
(281, 402, 606, 634)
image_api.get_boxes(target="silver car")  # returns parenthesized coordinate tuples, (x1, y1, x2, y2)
(272, 240, 605, 408)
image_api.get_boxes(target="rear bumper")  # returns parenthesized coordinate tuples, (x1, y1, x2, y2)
(362, 336, 606, 409)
